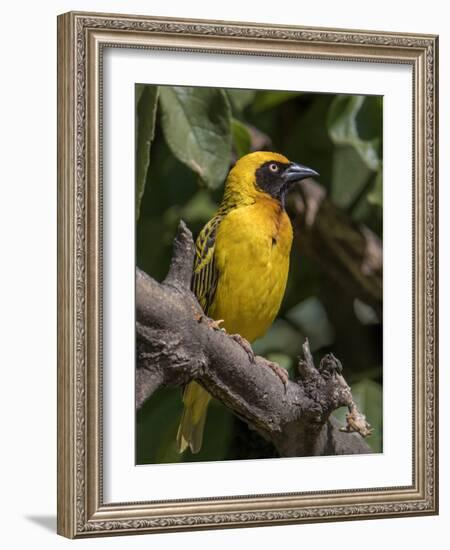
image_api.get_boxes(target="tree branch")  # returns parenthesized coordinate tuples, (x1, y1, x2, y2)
(136, 222, 372, 457)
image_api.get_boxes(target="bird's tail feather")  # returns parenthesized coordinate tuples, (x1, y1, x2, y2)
(176, 381, 211, 454)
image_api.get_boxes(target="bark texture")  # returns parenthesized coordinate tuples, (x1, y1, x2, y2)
(136, 221, 373, 457)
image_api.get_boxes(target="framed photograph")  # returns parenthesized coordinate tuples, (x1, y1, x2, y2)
(57, 11, 439, 538)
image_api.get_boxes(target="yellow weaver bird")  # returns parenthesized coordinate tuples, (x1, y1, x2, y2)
(177, 151, 318, 454)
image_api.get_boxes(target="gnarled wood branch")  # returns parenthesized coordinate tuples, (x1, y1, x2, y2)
(136, 221, 372, 457)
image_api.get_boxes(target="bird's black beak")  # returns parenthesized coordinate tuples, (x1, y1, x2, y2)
(282, 162, 319, 183)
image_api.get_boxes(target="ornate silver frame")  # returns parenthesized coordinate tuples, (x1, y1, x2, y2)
(57, 11, 439, 538)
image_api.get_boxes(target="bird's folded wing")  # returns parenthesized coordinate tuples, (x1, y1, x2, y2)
(192, 215, 222, 314)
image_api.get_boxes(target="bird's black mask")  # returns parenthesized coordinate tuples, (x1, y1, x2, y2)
(255, 160, 319, 209)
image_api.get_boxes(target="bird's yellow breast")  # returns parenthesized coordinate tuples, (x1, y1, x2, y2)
(209, 197, 293, 342)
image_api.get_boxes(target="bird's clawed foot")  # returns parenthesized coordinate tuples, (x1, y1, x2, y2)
(262, 359, 289, 391)
(195, 313, 225, 331)
(229, 333, 255, 363)
(208, 318, 225, 331)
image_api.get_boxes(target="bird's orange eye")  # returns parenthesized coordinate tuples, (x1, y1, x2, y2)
(269, 163, 279, 172)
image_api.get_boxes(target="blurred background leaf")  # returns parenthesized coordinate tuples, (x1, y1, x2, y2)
(226, 89, 256, 114)
(231, 118, 252, 158)
(328, 95, 380, 171)
(136, 84, 383, 463)
(327, 95, 382, 212)
(135, 85, 159, 220)
(251, 90, 304, 113)
(159, 86, 232, 189)
(367, 168, 383, 207)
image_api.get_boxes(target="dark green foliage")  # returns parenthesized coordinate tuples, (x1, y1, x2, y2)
(136, 84, 383, 463)
(327, 95, 382, 218)
(137, 388, 235, 464)
(136, 85, 159, 220)
(159, 86, 232, 189)
(231, 118, 251, 158)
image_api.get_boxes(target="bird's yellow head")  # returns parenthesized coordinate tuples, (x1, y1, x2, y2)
(224, 151, 319, 207)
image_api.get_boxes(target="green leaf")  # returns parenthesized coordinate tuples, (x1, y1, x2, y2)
(136, 83, 145, 104)
(136, 387, 184, 465)
(330, 146, 372, 209)
(162, 189, 218, 228)
(357, 95, 383, 142)
(135, 85, 159, 220)
(253, 319, 302, 358)
(327, 95, 380, 171)
(327, 95, 381, 210)
(367, 167, 383, 207)
(159, 86, 232, 189)
(180, 189, 217, 223)
(332, 379, 383, 453)
(231, 118, 251, 159)
(252, 90, 304, 113)
(226, 89, 256, 114)
(285, 297, 334, 351)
